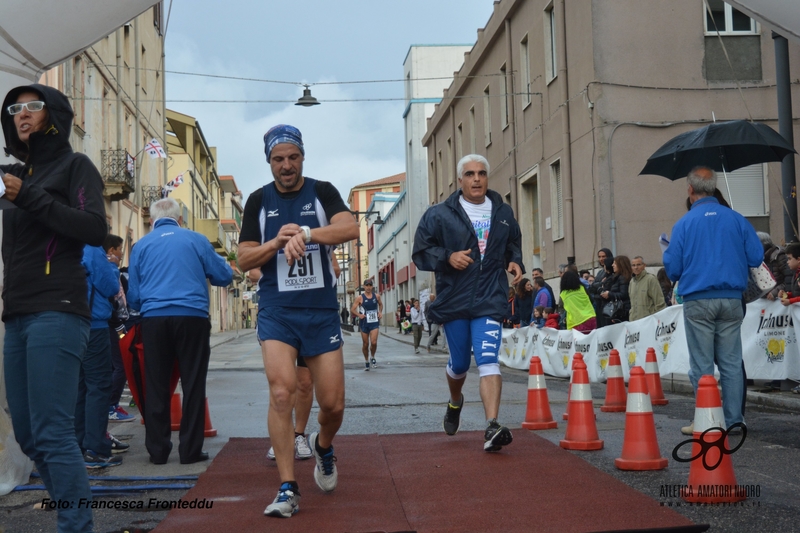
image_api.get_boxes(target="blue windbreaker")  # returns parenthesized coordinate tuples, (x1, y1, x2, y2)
(663, 196, 763, 301)
(412, 189, 524, 323)
(128, 218, 233, 317)
(82, 245, 120, 329)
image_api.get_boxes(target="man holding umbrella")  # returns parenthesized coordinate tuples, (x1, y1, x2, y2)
(663, 166, 763, 433)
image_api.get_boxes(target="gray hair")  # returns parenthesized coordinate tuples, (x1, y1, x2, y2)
(756, 231, 773, 248)
(633, 255, 645, 263)
(456, 154, 490, 181)
(150, 198, 181, 223)
(687, 166, 717, 196)
(558, 263, 568, 274)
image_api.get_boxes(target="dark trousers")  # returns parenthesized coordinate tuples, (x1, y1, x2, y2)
(142, 315, 211, 463)
(109, 326, 127, 407)
(75, 328, 113, 456)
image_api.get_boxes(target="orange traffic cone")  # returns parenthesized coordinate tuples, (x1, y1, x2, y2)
(522, 356, 558, 430)
(615, 366, 668, 470)
(170, 392, 182, 431)
(563, 353, 584, 420)
(203, 397, 217, 437)
(645, 347, 668, 406)
(601, 349, 627, 412)
(682, 375, 745, 503)
(560, 360, 604, 450)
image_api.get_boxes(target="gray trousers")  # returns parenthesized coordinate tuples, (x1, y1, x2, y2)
(427, 323, 447, 349)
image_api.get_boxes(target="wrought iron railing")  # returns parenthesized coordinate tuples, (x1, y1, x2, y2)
(101, 149, 134, 189)
(141, 185, 162, 209)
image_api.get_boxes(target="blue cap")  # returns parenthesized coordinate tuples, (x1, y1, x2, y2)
(264, 124, 304, 161)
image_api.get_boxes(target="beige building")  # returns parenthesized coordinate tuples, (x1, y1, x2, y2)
(164, 109, 241, 333)
(40, 4, 167, 254)
(423, 0, 800, 278)
(345, 173, 405, 308)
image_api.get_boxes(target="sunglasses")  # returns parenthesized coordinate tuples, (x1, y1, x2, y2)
(7, 101, 46, 115)
(364, 282, 373, 286)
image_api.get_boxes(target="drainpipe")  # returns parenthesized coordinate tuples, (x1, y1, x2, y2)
(134, 20, 141, 207)
(557, 0, 575, 263)
(773, 32, 798, 243)
(115, 30, 123, 151)
(505, 18, 519, 214)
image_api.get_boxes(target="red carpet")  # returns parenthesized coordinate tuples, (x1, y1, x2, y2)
(153, 432, 704, 533)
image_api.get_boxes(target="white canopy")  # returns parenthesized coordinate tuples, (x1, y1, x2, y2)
(0, 0, 160, 91)
(727, 0, 800, 45)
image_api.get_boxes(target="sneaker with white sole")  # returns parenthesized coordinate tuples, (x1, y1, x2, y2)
(264, 482, 300, 518)
(371, 358, 377, 368)
(108, 405, 135, 423)
(309, 432, 338, 492)
(483, 419, 513, 452)
(267, 446, 276, 460)
(294, 434, 313, 460)
(364, 362, 370, 371)
(108, 433, 130, 454)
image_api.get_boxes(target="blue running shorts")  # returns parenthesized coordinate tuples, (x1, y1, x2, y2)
(359, 320, 380, 334)
(443, 317, 502, 378)
(258, 306, 343, 357)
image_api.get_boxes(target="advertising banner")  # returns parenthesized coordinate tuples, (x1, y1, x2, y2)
(500, 300, 799, 382)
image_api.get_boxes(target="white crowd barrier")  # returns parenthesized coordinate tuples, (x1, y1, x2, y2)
(500, 299, 800, 383)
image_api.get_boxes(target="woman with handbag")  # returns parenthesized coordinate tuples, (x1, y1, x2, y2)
(600, 255, 632, 324)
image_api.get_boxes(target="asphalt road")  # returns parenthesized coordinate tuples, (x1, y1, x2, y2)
(2, 329, 799, 532)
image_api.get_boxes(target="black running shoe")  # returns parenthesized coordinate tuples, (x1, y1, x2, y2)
(442, 394, 463, 436)
(484, 419, 513, 452)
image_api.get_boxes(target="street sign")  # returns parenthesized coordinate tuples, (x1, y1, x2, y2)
(346, 281, 356, 293)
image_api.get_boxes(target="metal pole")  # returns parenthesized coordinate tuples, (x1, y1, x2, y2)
(773, 32, 798, 243)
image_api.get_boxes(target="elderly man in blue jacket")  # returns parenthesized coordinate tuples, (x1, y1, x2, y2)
(413, 154, 523, 452)
(663, 166, 763, 434)
(128, 198, 233, 465)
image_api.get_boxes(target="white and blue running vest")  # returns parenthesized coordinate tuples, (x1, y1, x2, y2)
(257, 178, 337, 310)
(360, 292, 379, 326)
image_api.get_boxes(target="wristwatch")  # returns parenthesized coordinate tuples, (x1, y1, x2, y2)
(300, 225, 312, 244)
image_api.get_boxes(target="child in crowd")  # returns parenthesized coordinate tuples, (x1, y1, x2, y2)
(531, 306, 546, 328)
(544, 307, 560, 329)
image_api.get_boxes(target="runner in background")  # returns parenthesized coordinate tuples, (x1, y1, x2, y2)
(351, 279, 382, 370)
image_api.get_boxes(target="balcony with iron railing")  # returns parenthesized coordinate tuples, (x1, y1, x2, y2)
(101, 149, 135, 201)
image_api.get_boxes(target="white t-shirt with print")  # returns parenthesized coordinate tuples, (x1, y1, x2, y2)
(459, 196, 492, 259)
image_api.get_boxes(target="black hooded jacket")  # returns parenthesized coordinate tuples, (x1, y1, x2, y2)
(0, 84, 107, 320)
(412, 189, 524, 323)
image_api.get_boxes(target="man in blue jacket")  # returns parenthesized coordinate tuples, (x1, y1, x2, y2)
(413, 154, 523, 452)
(128, 198, 233, 465)
(76, 243, 122, 469)
(663, 166, 763, 433)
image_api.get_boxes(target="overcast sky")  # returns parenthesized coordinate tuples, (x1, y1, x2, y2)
(163, 0, 494, 202)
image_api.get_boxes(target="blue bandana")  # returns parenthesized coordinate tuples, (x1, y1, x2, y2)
(264, 124, 304, 161)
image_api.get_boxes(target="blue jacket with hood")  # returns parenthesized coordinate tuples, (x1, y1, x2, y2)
(663, 196, 763, 301)
(413, 189, 524, 323)
(82, 245, 120, 329)
(0, 84, 107, 320)
(127, 217, 233, 317)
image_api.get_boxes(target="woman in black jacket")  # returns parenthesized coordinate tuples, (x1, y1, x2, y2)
(514, 278, 534, 327)
(600, 255, 633, 323)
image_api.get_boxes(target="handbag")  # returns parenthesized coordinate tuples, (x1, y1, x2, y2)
(602, 299, 624, 319)
(743, 262, 777, 304)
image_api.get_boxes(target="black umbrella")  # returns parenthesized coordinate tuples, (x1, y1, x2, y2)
(639, 120, 796, 180)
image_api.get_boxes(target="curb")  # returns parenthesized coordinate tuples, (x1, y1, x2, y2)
(210, 329, 256, 349)
(379, 330, 449, 354)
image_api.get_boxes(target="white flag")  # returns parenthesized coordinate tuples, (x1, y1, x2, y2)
(145, 138, 166, 159)
(172, 173, 184, 187)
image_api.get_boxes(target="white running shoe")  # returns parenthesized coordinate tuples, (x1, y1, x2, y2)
(294, 434, 313, 460)
(267, 447, 275, 460)
(264, 483, 300, 518)
(309, 432, 338, 492)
